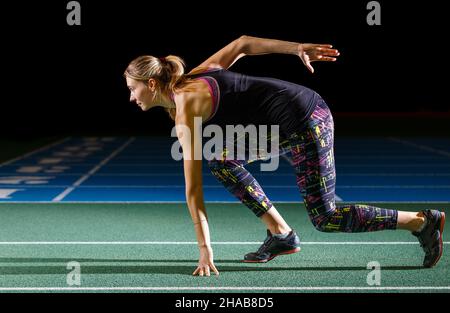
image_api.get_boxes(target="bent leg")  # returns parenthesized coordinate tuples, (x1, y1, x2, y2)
(208, 157, 274, 217)
(208, 147, 291, 234)
(290, 100, 398, 232)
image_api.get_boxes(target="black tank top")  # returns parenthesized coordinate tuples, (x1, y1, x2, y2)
(187, 68, 321, 137)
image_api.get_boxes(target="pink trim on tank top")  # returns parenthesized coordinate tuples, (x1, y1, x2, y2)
(196, 78, 217, 120)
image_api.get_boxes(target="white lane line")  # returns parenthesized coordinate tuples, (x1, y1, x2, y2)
(1, 201, 449, 204)
(337, 173, 450, 176)
(2, 173, 449, 177)
(0, 138, 71, 167)
(337, 186, 450, 188)
(0, 185, 311, 188)
(338, 164, 450, 167)
(0, 286, 449, 291)
(3, 173, 446, 177)
(4, 163, 450, 167)
(388, 137, 450, 158)
(3, 185, 449, 189)
(2, 184, 450, 186)
(0, 241, 448, 245)
(337, 156, 449, 159)
(51, 138, 135, 202)
(84, 173, 450, 176)
(112, 155, 448, 159)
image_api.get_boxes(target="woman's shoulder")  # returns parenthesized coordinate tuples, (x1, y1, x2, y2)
(173, 94, 207, 126)
(173, 82, 209, 114)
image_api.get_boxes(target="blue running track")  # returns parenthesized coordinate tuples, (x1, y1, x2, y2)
(0, 136, 449, 202)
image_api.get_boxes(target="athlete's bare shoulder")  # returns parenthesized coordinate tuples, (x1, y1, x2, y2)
(173, 89, 200, 117)
(174, 81, 211, 123)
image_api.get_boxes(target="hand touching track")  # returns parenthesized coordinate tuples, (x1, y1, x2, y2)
(192, 246, 219, 277)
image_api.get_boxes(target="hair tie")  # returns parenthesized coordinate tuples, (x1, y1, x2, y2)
(159, 57, 166, 63)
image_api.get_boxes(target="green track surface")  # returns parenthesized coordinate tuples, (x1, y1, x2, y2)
(0, 203, 448, 293)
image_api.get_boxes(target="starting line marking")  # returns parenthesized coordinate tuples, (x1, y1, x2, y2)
(52, 138, 136, 202)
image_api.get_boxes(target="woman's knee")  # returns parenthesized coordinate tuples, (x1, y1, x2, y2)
(311, 217, 335, 232)
(305, 202, 337, 232)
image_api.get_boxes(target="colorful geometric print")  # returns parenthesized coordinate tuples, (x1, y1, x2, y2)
(208, 100, 398, 232)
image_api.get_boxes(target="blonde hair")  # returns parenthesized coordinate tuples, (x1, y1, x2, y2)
(124, 55, 187, 120)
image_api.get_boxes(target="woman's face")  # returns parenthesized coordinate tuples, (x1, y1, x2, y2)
(126, 77, 155, 111)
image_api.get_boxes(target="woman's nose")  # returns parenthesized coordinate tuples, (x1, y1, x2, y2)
(130, 94, 136, 102)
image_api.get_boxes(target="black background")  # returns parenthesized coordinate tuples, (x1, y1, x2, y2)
(2, 0, 448, 137)
(0, 0, 448, 304)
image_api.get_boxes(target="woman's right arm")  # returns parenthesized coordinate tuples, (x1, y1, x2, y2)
(175, 94, 219, 277)
(197, 35, 340, 73)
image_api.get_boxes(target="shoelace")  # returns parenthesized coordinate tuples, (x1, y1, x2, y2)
(418, 231, 439, 253)
(257, 236, 274, 254)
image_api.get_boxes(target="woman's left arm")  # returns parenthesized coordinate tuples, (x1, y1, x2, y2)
(240, 35, 340, 73)
(197, 35, 340, 73)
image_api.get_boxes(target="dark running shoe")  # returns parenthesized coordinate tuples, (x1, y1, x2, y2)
(243, 229, 301, 263)
(412, 210, 446, 268)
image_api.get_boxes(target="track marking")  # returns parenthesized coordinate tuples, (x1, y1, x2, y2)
(3, 185, 448, 189)
(2, 173, 449, 177)
(0, 138, 71, 167)
(388, 137, 450, 158)
(52, 138, 135, 202)
(1, 201, 449, 204)
(0, 286, 448, 291)
(85, 173, 450, 176)
(5, 163, 450, 167)
(0, 241, 448, 245)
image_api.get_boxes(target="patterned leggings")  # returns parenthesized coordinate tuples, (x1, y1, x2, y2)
(208, 100, 398, 232)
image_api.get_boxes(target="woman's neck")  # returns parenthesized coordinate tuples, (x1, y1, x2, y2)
(159, 92, 176, 109)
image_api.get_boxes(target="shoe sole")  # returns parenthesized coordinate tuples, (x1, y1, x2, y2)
(427, 211, 445, 268)
(243, 247, 301, 263)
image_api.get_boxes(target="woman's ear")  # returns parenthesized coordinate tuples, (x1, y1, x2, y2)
(147, 78, 157, 92)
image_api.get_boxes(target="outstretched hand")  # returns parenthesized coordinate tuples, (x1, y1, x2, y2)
(298, 43, 340, 73)
(193, 246, 219, 277)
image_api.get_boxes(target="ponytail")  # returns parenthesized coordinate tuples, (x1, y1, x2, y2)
(161, 55, 186, 93)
